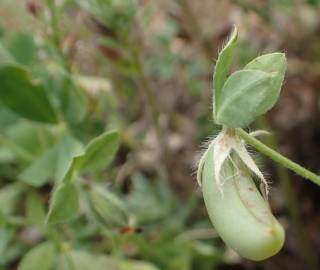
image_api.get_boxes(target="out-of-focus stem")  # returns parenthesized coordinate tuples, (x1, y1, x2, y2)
(46, 0, 71, 71)
(47, 0, 60, 47)
(131, 19, 170, 180)
(47, 228, 76, 270)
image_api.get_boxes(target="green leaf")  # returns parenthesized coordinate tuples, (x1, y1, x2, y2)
(53, 136, 84, 181)
(46, 181, 79, 224)
(215, 53, 287, 128)
(7, 32, 37, 66)
(87, 185, 128, 228)
(58, 130, 119, 183)
(243, 52, 287, 104)
(0, 183, 25, 215)
(3, 122, 55, 161)
(59, 76, 87, 125)
(213, 26, 237, 116)
(0, 227, 16, 264)
(19, 135, 84, 187)
(119, 260, 160, 270)
(126, 173, 174, 224)
(57, 250, 159, 270)
(60, 154, 84, 183)
(19, 149, 56, 186)
(0, 42, 13, 66)
(78, 130, 120, 173)
(216, 69, 275, 127)
(0, 107, 19, 128)
(0, 146, 15, 163)
(40, 67, 87, 124)
(26, 192, 46, 225)
(0, 65, 58, 123)
(18, 242, 55, 270)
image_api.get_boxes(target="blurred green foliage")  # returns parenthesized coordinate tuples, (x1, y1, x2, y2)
(0, 0, 320, 269)
(0, 1, 224, 269)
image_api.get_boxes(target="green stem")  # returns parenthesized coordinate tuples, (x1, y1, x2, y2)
(236, 128, 320, 186)
(62, 246, 77, 270)
(47, 228, 77, 270)
(131, 17, 170, 180)
(47, 0, 61, 48)
(46, 0, 71, 72)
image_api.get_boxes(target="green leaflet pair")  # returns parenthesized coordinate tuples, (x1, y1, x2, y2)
(197, 26, 287, 260)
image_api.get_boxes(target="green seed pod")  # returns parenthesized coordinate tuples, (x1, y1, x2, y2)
(87, 185, 129, 228)
(201, 147, 284, 261)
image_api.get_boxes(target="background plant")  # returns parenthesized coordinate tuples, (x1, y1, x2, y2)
(0, 0, 320, 270)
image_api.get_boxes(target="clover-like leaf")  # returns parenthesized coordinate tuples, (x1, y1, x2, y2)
(26, 192, 46, 225)
(18, 242, 55, 270)
(78, 130, 120, 173)
(41, 67, 87, 124)
(216, 53, 287, 128)
(86, 185, 128, 228)
(46, 181, 79, 224)
(57, 250, 160, 270)
(0, 183, 25, 215)
(7, 32, 37, 66)
(216, 69, 275, 127)
(0, 43, 13, 66)
(56, 130, 119, 184)
(19, 135, 83, 187)
(243, 52, 287, 111)
(0, 65, 58, 123)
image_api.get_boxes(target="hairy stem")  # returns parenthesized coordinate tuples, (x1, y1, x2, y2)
(236, 128, 320, 186)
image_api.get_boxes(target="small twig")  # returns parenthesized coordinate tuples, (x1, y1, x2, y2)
(46, 0, 71, 72)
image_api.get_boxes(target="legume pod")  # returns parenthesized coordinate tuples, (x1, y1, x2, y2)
(201, 146, 284, 261)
